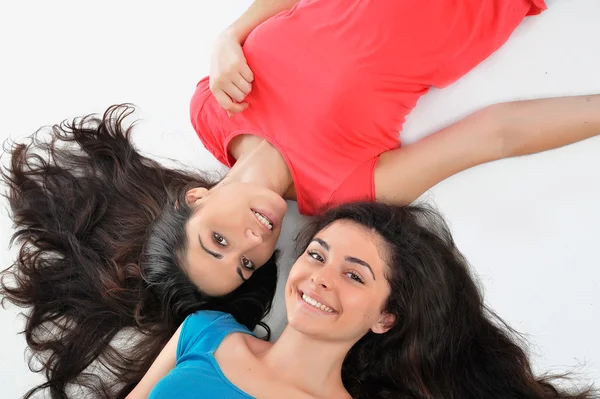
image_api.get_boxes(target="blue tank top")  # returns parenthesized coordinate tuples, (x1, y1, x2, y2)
(149, 310, 256, 399)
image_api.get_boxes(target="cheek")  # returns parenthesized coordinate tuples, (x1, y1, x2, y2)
(285, 268, 300, 292)
(263, 240, 278, 257)
(342, 291, 381, 323)
(228, 187, 252, 207)
(211, 270, 241, 295)
(251, 243, 278, 270)
(206, 194, 242, 220)
(284, 261, 311, 290)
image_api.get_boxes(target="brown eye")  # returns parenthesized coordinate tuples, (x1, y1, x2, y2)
(213, 233, 229, 247)
(307, 250, 324, 263)
(241, 256, 255, 271)
(345, 271, 365, 284)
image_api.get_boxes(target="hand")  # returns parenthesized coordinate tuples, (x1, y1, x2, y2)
(209, 31, 254, 117)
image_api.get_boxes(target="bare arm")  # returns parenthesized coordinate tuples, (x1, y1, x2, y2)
(210, 0, 299, 114)
(126, 325, 182, 399)
(375, 95, 600, 205)
(497, 95, 600, 157)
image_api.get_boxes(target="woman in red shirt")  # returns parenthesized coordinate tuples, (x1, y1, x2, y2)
(3, 1, 600, 397)
(188, 0, 598, 293)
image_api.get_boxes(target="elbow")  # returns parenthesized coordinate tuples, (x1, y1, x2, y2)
(476, 103, 515, 160)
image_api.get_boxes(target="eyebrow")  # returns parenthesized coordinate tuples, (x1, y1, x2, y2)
(199, 236, 223, 259)
(236, 268, 248, 282)
(312, 238, 376, 281)
(199, 236, 248, 282)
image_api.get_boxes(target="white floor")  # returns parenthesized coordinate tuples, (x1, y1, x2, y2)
(1, 1, 599, 397)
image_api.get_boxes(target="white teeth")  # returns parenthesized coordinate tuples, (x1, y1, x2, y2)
(253, 211, 273, 230)
(301, 293, 334, 313)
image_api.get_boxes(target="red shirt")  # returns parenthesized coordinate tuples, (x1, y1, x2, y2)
(191, 0, 546, 215)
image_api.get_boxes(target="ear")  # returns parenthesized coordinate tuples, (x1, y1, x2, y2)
(371, 313, 396, 335)
(185, 187, 210, 206)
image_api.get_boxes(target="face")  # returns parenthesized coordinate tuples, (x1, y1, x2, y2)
(285, 220, 395, 343)
(183, 182, 287, 296)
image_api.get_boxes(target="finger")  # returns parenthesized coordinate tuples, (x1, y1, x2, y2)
(215, 90, 247, 114)
(239, 64, 254, 83)
(232, 74, 252, 95)
(223, 82, 247, 103)
(227, 102, 248, 116)
(213, 90, 237, 112)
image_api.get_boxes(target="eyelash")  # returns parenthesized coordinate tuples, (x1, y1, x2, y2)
(213, 233, 228, 247)
(214, 233, 255, 272)
(345, 271, 365, 284)
(307, 250, 324, 263)
(241, 256, 255, 271)
(306, 250, 365, 284)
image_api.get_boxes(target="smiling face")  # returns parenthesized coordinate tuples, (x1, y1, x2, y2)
(285, 220, 395, 343)
(182, 182, 288, 296)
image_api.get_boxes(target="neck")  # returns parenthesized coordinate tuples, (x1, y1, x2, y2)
(219, 137, 293, 198)
(261, 326, 352, 398)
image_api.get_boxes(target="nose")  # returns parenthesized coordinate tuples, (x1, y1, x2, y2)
(244, 228, 263, 248)
(311, 265, 334, 290)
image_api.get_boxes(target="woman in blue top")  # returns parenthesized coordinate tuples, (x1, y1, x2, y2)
(3, 1, 600, 396)
(130, 202, 595, 399)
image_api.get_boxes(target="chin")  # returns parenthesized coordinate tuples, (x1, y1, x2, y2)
(287, 310, 333, 335)
(287, 319, 322, 337)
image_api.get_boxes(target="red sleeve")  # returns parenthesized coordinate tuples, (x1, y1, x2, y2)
(428, 0, 547, 88)
(326, 157, 378, 211)
(189, 77, 232, 167)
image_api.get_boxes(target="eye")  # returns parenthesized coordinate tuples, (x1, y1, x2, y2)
(345, 271, 365, 284)
(213, 233, 229, 247)
(241, 256, 255, 271)
(307, 250, 324, 263)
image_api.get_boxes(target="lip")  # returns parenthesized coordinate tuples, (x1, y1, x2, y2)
(252, 208, 278, 229)
(297, 288, 338, 314)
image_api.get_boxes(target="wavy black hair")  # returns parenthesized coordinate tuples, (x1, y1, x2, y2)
(296, 202, 596, 399)
(1, 105, 278, 399)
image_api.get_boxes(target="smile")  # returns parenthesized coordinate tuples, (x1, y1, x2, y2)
(300, 292, 336, 314)
(253, 210, 273, 230)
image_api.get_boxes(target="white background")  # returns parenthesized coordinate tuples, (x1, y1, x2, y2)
(1, 1, 599, 397)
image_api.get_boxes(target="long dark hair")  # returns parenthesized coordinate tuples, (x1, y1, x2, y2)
(1, 105, 278, 399)
(296, 202, 596, 399)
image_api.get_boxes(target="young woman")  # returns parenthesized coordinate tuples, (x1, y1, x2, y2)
(130, 202, 596, 399)
(1, 107, 279, 399)
(4, 0, 600, 397)
(186, 0, 600, 297)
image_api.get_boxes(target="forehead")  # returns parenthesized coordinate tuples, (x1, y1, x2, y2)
(315, 220, 388, 260)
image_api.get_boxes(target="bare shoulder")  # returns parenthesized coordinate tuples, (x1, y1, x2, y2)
(217, 331, 268, 358)
(244, 333, 273, 356)
(215, 331, 274, 369)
